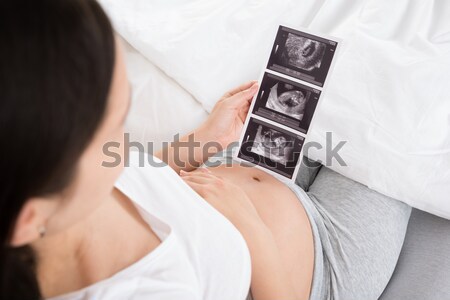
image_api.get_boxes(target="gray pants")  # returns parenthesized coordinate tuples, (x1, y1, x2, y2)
(204, 152, 411, 300)
(297, 166, 411, 300)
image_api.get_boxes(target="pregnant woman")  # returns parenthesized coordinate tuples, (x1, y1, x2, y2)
(0, 1, 411, 300)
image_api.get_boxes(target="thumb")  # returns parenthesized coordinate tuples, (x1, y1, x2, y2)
(225, 83, 258, 108)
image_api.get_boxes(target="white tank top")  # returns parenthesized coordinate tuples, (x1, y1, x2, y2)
(48, 151, 251, 300)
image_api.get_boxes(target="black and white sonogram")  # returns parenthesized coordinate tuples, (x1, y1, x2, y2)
(238, 118, 304, 179)
(252, 73, 321, 134)
(283, 33, 326, 71)
(267, 83, 306, 120)
(267, 26, 338, 87)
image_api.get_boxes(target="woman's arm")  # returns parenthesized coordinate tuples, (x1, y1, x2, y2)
(155, 81, 258, 174)
(154, 129, 218, 174)
(181, 170, 298, 300)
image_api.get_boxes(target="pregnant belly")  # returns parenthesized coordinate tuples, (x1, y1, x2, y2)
(202, 164, 314, 298)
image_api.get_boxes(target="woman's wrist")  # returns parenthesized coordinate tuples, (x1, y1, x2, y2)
(192, 127, 225, 163)
(155, 127, 225, 173)
(195, 124, 227, 151)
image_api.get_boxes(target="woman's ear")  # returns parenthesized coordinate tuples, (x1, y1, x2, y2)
(9, 198, 56, 247)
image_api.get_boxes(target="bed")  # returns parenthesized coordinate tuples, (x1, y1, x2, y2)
(105, 0, 450, 298)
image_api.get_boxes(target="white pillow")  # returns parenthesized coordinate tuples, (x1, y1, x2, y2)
(100, 0, 328, 111)
(122, 39, 208, 153)
(102, 0, 450, 219)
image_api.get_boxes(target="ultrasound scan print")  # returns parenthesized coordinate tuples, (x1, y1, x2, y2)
(251, 125, 294, 166)
(281, 33, 326, 72)
(265, 82, 308, 121)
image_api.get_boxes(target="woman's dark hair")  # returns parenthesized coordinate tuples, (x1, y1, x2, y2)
(0, 0, 115, 299)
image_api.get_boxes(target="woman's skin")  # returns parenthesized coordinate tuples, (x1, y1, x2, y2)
(188, 166, 314, 299)
(10, 40, 313, 300)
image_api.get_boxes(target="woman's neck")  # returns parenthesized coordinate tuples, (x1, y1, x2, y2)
(34, 188, 161, 298)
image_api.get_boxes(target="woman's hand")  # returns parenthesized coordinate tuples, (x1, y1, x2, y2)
(198, 81, 259, 150)
(155, 81, 258, 173)
(180, 168, 264, 231)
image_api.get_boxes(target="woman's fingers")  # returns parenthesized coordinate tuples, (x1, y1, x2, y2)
(180, 169, 222, 183)
(225, 82, 258, 109)
(181, 169, 228, 194)
(182, 180, 208, 197)
(223, 80, 258, 98)
(181, 174, 214, 185)
(181, 170, 225, 200)
(239, 103, 251, 123)
(213, 81, 258, 111)
(180, 168, 222, 179)
(180, 169, 212, 178)
(196, 167, 211, 174)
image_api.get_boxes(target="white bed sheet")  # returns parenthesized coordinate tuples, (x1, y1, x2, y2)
(104, 1, 450, 219)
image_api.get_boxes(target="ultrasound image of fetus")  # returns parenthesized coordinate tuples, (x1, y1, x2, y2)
(281, 34, 326, 71)
(266, 83, 307, 120)
(251, 125, 294, 165)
